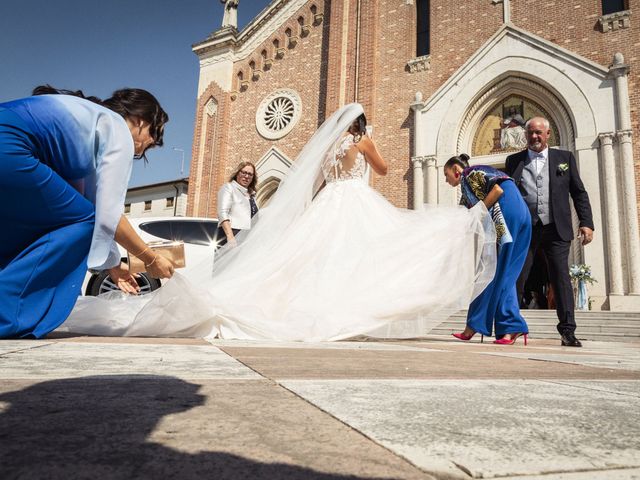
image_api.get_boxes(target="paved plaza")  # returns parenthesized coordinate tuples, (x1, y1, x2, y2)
(1, 334, 639, 479)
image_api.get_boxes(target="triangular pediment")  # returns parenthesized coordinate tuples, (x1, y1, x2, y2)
(422, 24, 609, 112)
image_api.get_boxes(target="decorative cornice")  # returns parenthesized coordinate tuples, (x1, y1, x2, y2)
(598, 10, 631, 33)
(194, 0, 314, 62)
(407, 55, 431, 74)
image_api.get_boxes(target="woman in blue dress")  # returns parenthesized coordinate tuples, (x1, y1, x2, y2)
(0, 85, 175, 338)
(444, 154, 531, 345)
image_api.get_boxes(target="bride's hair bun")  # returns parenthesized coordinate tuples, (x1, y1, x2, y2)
(459, 153, 470, 167)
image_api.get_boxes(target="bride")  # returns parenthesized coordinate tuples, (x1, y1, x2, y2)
(62, 103, 496, 341)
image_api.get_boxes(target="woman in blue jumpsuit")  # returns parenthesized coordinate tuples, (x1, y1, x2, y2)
(444, 154, 531, 345)
(0, 86, 175, 338)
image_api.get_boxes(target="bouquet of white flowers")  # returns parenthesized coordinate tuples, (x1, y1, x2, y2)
(569, 264, 597, 285)
(570, 264, 597, 310)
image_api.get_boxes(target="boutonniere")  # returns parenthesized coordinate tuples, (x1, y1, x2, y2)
(557, 163, 569, 175)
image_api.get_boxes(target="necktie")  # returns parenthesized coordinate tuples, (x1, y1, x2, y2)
(249, 196, 258, 218)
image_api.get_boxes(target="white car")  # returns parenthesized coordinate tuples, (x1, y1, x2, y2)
(83, 217, 220, 296)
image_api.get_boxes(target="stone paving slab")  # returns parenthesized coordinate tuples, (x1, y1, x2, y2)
(0, 377, 431, 480)
(0, 340, 54, 355)
(220, 346, 640, 380)
(281, 379, 640, 479)
(481, 352, 640, 372)
(0, 343, 260, 380)
(500, 468, 640, 479)
(211, 339, 445, 352)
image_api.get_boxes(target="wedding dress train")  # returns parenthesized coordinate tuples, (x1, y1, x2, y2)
(60, 103, 496, 341)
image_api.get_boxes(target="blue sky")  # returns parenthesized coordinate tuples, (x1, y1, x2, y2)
(0, 0, 271, 187)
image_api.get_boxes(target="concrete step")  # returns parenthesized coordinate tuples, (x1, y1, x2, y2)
(440, 310, 640, 342)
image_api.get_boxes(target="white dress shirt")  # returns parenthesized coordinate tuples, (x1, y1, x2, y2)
(528, 147, 548, 176)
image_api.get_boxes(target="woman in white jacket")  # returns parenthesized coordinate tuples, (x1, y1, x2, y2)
(216, 162, 259, 247)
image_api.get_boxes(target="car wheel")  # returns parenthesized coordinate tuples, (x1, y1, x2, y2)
(86, 271, 162, 296)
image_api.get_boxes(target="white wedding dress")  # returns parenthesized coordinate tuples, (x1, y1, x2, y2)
(60, 103, 496, 341)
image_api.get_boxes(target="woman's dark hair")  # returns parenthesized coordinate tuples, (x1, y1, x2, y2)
(349, 113, 367, 142)
(230, 161, 258, 195)
(444, 153, 470, 171)
(32, 85, 169, 148)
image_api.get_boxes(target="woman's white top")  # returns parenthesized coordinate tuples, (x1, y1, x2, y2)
(217, 181, 254, 230)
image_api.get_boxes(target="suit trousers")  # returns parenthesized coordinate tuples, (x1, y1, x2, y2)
(517, 222, 576, 335)
(466, 181, 531, 337)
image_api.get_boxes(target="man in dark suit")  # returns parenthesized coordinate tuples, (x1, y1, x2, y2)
(505, 117, 594, 347)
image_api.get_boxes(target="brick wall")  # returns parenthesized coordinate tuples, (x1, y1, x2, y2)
(192, 1, 326, 217)
(511, 0, 640, 222)
(192, 0, 639, 216)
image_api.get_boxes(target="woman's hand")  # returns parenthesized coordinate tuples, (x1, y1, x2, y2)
(108, 263, 140, 295)
(145, 254, 175, 279)
(483, 184, 504, 209)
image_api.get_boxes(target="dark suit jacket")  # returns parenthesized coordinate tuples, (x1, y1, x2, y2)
(505, 149, 594, 242)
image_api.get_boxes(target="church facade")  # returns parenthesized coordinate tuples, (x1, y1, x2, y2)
(188, 0, 640, 311)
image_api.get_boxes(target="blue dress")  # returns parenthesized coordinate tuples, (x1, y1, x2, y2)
(0, 95, 134, 338)
(460, 166, 532, 337)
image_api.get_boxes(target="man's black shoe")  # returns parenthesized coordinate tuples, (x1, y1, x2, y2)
(560, 334, 582, 347)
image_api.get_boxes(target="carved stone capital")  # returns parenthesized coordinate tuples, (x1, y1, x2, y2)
(599, 10, 631, 33)
(598, 132, 616, 146)
(313, 13, 324, 26)
(411, 156, 436, 167)
(406, 55, 431, 74)
(411, 156, 427, 167)
(300, 25, 311, 37)
(288, 36, 299, 48)
(263, 59, 273, 71)
(616, 130, 633, 144)
(275, 48, 285, 59)
(252, 69, 262, 81)
(424, 156, 437, 167)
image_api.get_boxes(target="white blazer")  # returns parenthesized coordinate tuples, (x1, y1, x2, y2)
(217, 181, 255, 230)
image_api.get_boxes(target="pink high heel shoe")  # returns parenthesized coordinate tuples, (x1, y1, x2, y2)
(452, 331, 484, 343)
(493, 333, 528, 346)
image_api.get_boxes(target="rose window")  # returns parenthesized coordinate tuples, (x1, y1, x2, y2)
(256, 89, 302, 140)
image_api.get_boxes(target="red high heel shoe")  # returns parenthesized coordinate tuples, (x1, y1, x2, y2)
(493, 333, 528, 346)
(452, 331, 484, 343)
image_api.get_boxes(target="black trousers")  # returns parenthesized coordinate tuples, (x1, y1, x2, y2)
(517, 222, 576, 335)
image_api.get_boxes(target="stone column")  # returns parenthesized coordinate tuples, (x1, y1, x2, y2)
(610, 53, 640, 294)
(598, 133, 624, 295)
(410, 92, 427, 209)
(617, 130, 640, 294)
(411, 157, 426, 209)
(425, 156, 438, 204)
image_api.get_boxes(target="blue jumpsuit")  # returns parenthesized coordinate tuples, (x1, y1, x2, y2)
(0, 95, 134, 338)
(462, 168, 532, 337)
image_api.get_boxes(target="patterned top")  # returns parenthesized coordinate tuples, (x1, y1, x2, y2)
(323, 134, 367, 183)
(460, 165, 513, 246)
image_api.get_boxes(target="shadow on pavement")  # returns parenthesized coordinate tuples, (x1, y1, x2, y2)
(0, 375, 387, 480)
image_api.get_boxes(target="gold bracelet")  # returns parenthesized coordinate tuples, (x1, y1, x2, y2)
(133, 246, 150, 258)
(144, 256, 158, 268)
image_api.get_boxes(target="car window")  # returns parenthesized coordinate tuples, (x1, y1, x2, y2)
(139, 220, 220, 246)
